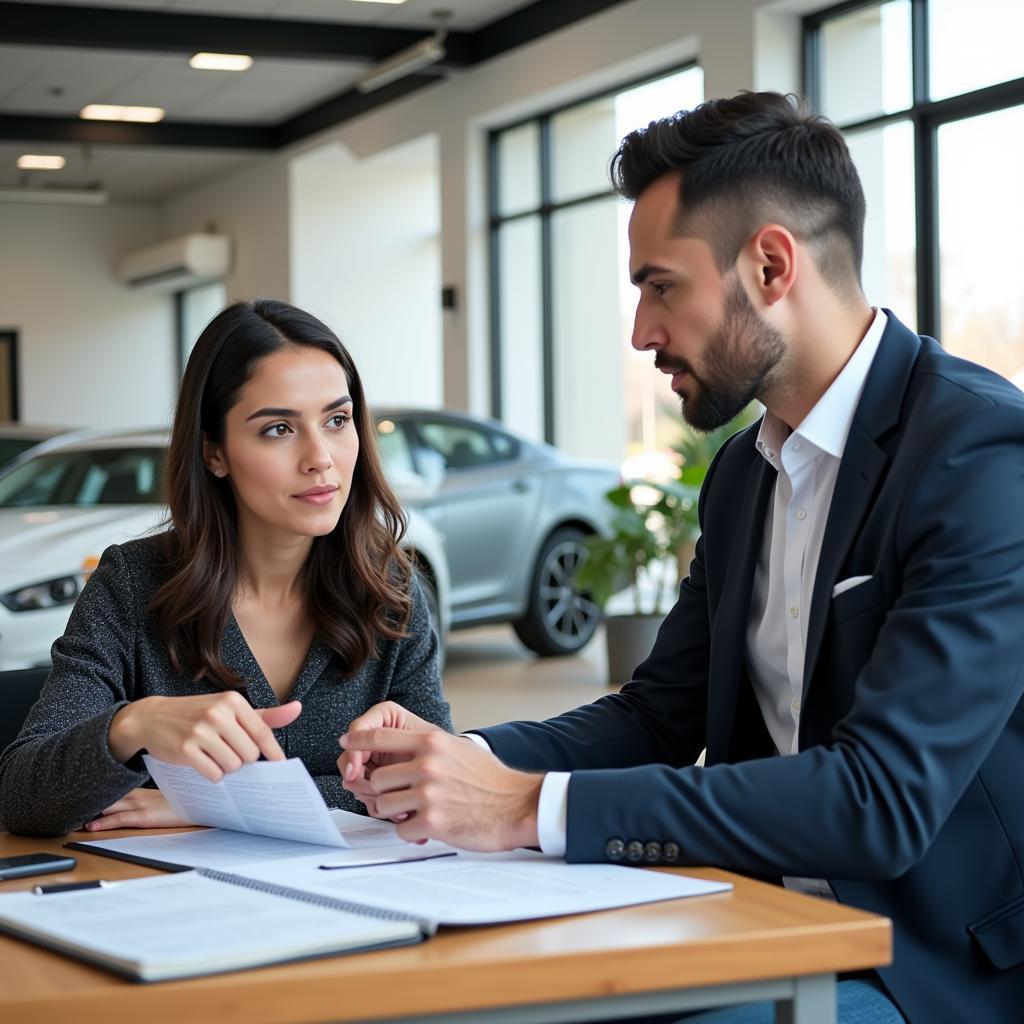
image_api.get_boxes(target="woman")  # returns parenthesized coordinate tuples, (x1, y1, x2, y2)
(0, 299, 451, 836)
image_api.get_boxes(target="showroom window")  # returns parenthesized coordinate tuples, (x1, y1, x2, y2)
(804, 0, 1024, 383)
(488, 65, 704, 465)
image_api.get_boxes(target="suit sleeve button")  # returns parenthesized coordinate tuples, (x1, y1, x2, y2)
(605, 838, 626, 861)
(663, 842, 680, 863)
(643, 841, 661, 862)
(626, 840, 644, 862)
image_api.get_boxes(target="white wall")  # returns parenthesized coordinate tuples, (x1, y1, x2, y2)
(159, 155, 291, 303)
(0, 202, 175, 429)
(289, 137, 442, 409)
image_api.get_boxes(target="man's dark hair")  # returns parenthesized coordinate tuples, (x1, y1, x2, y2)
(611, 91, 866, 298)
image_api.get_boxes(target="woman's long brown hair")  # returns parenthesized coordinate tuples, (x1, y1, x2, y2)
(149, 299, 412, 687)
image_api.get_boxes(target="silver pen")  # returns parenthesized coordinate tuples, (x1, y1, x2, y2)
(318, 851, 457, 870)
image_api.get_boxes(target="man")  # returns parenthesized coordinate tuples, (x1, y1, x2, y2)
(338, 92, 1024, 1023)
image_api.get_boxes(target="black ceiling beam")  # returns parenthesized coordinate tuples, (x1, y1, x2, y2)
(0, 3, 476, 65)
(276, 72, 445, 148)
(471, 0, 632, 63)
(0, 113, 276, 148)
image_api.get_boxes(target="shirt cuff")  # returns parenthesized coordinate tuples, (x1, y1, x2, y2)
(463, 732, 491, 751)
(537, 772, 570, 858)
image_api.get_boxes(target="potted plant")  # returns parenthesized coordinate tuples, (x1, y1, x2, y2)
(671, 403, 761, 575)
(576, 478, 698, 685)
(579, 404, 760, 685)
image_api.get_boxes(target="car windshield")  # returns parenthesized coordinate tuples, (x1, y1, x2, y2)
(0, 437, 46, 467)
(0, 447, 164, 508)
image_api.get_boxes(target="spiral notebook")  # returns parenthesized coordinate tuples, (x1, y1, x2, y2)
(0, 868, 429, 982)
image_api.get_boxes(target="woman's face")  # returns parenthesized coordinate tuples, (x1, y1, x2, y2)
(203, 344, 360, 544)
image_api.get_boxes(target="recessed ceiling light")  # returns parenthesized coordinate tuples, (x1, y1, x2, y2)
(347, 1, 409, 4)
(189, 52, 253, 71)
(80, 104, 165, 123)
(17, 154, 66, 170)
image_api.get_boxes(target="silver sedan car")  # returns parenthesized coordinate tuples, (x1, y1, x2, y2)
(374, 408, 619, 656)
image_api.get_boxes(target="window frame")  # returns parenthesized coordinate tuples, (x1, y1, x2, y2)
(803, 0, 1024, 339)
(487, 62, 700, 442)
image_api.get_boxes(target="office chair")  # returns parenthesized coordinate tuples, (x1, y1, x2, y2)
(0, 667, 50, 754)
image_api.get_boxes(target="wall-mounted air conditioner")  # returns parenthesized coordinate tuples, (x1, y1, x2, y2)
(116, 234, 231, 291)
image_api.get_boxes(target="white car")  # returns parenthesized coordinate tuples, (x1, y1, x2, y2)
(0, 431, 451, 671)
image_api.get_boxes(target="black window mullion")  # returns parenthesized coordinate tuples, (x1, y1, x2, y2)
(913, 111, 940, 337)
(173, 290, 185, 381)
(539, 114, 556, 446)
(910, 0, 929, 106)
(487, 130, 503, 420)
(802, 17, 822, 111)
(910, 0, 938, 337)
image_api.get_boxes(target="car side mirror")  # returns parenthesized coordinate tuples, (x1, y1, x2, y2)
(388, 468, 438, 503)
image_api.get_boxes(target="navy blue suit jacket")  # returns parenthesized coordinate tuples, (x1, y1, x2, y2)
(479, 315, 1024, 1023)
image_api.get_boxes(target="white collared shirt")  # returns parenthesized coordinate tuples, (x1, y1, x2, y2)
(748, 308, 886, 898)
(490, 310, 889, 869)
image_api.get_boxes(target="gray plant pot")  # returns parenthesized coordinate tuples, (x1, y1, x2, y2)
(604, 614, 664, 685)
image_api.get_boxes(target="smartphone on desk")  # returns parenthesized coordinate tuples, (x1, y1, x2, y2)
(0, 853, 77, 882)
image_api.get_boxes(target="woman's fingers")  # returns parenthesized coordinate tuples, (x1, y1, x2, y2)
(87, 790, 190, 831)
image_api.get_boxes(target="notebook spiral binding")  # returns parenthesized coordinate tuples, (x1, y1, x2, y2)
(198, 868, 436, 934)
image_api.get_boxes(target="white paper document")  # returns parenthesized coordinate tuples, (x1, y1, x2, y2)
(0, 870, 422, 981)
(144, 755, 374, 847)
(78, 825, 455, 872)
(237, 848, 733, 925)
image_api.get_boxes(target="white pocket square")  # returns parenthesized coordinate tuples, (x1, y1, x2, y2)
(832, 575, 872, 598)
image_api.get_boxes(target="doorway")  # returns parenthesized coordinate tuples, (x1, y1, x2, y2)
(0, 331, 18, 421)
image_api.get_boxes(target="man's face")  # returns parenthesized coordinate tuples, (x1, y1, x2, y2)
(628, 173, 785, 431)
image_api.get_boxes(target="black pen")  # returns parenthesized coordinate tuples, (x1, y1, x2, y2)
(32, 879, 116, 895)
(318, 851, 457, 870)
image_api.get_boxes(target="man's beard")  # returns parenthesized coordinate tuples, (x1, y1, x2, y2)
(668, 278, 785, 432)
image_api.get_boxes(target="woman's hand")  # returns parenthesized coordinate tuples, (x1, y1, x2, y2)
(337, 701, 440, 819)
(83, 788, 191, 832)
(108, 692, 302, 781)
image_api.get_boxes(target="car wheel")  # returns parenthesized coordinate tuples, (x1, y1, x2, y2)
(414, 568, 446, 673)
(513, 527, 602, 656)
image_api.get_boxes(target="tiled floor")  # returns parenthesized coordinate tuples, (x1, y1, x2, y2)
(441, 625, 618, 733)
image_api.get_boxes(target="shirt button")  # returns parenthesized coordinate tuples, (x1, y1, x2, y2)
(795, 507, 807, 520)
(792, 699, 802, 715)
(789, 605, 799, 619)
(764, 447, 775, 460)
(792, 441, 802, 452)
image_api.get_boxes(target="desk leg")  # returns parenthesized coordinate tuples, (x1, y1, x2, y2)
(775, 973, 836, 1024)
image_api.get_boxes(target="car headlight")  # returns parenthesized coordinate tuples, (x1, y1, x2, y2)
(0, 574, 89, 612)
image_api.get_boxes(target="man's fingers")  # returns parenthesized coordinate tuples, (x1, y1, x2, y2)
(363, 760, 421, 796)
(340, 727, 431, 755)
(373, 787, 423, 822)
(337, 749, 367, 781)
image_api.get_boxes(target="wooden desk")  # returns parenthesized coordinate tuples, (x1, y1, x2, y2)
(0, 829, 890, 1024)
